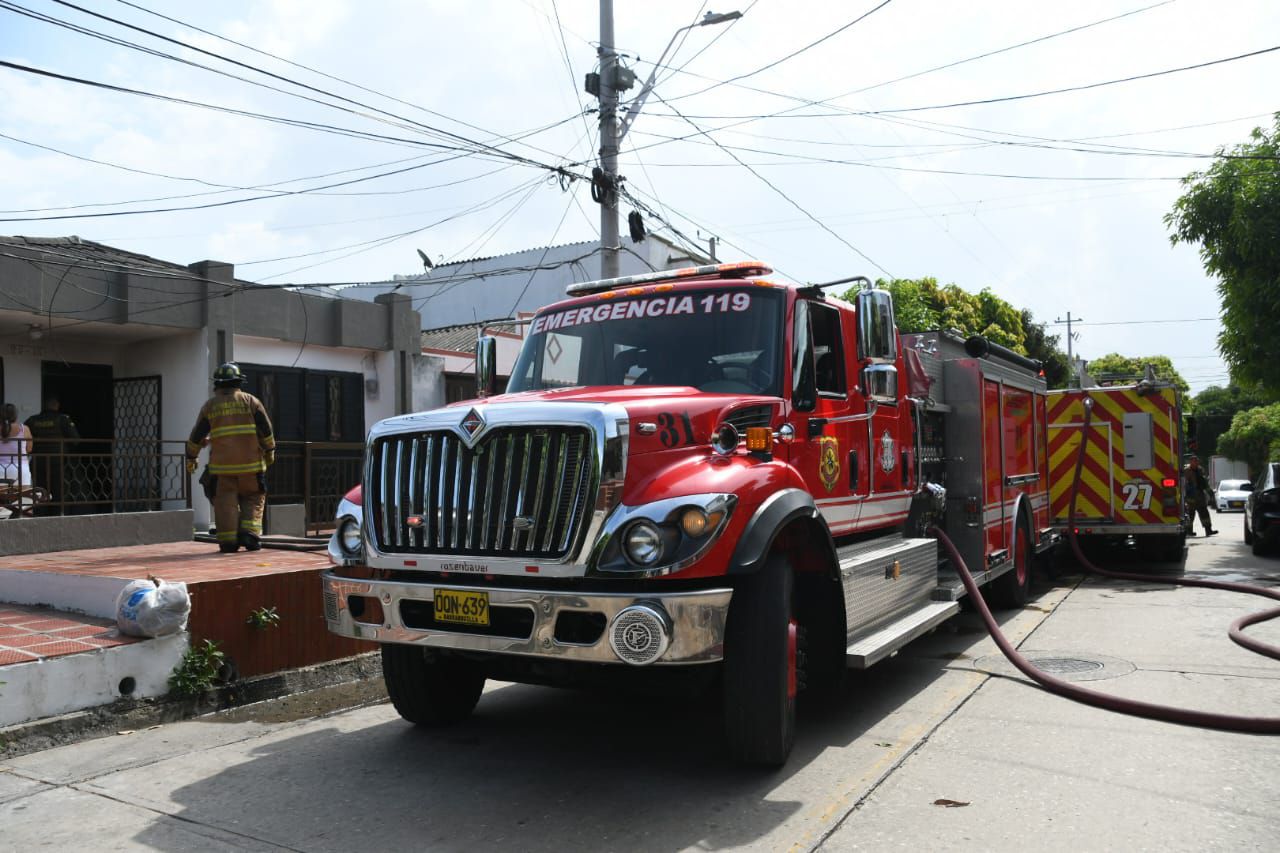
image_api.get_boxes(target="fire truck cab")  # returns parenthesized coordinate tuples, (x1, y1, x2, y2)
(322, 262, 1052, 766)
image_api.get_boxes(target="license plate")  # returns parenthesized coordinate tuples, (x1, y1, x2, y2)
(433, 589, 490, 626)
(1229, 501, 1243, 508)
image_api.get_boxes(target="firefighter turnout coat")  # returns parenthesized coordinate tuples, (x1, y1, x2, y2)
(186, 388, 276, 475)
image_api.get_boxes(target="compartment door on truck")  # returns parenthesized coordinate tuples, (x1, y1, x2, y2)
(1000, 383, 1040, 551)
(1047, 393, 1114, 523)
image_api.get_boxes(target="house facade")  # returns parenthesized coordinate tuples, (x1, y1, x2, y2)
(0, 236, 421, 534)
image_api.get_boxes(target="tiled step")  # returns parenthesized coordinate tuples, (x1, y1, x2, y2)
(0, 604, 139, 666)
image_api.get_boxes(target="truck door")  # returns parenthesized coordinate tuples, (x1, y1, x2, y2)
(787, 299, 864, 536)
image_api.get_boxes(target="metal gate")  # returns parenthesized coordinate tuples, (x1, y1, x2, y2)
(113, 375, 161, 512)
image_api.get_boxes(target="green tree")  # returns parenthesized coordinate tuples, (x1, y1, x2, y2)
(1165, 114, 1280, 398)
(1194, 383, 1272, 457)
(1216, 403, 1280, 476)
(846, 277, 1029, 353)
(1086, 353, 1191, 398)
(1022, 309, 1071, 389)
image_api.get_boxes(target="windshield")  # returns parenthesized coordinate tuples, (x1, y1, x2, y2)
(508, 288, 784, 395)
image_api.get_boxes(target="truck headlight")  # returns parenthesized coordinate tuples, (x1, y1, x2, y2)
(624, 521, 663, 566)
(337, 517, 362, 556)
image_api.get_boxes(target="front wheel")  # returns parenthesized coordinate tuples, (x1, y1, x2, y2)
(723, 552, 796, 767)
(381, 644, 485, 726)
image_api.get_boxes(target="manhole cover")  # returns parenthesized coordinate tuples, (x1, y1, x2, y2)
(1032, 657, 1105, 676)
(973, 651, 1135, 682)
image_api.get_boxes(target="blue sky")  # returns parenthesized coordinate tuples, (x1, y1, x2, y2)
(2, 0, 1278, 392)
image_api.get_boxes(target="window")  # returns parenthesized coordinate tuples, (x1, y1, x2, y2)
(510, 289, 784, 396)
(809, 302, 846, 396)
(240, 364, 364, 443)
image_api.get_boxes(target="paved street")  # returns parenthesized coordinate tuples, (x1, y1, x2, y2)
(3, 509, 1277, 852)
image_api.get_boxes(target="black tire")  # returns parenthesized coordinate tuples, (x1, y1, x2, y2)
(723, 552, 796, 767)
(988, 519, 1032, 609)
(1244, 516, 1254, 545)
(381, 643, 485, 726)
(1252, 533, 1267, 557)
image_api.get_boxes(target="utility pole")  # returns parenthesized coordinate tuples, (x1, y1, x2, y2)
(597, 0, 622, 279)
(1055, 311, 1083, 387)
(592, 4, 742, 279)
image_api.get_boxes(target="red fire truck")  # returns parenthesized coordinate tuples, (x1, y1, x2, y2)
(1046, 377, 1186, 562)
(321, 262, 1055, 765)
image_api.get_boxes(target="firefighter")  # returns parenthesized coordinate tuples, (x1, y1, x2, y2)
(24, 396, 79, 515)
(1182, 455, 1217, 537)
(186, 363, 276, 553)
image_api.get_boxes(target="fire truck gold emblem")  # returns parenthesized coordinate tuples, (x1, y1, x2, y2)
(879, 430, 896, 473)
(818, 436, 840, 493)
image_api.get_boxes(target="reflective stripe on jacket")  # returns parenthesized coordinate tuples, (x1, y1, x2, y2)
(186, 389, 275, 475)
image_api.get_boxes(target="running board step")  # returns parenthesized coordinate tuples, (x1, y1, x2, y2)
(845, 600, 960, 669)
(932, 558, 1015, 601)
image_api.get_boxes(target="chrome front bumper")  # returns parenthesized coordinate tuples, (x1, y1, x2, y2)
(322, 572, 732, 665)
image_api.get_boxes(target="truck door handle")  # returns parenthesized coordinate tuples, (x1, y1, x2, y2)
(849, 450, 859, 491)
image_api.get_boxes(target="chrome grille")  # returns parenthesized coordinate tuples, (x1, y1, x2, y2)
(371, 426, 595, 558)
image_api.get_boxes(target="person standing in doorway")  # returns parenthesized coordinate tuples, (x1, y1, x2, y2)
(25, 396, 79, 515)
(1182, 455, 1218, 537)
(185, 363, 276, 552)
(0, 403, 34, 488)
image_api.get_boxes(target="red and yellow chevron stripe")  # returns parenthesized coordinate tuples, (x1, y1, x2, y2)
(1047, 387, 1180, 525)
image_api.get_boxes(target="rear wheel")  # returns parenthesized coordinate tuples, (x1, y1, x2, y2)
(988, 519, 1032, 609)
(381, 644, 485, 726)
(1244, 515, 1254, 545)
(723, 552, 796, 767)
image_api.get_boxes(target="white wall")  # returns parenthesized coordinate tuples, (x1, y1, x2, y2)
(232, 335, 394, 433)
(118, 330, 207, 524)
(1, 338, 123, 422)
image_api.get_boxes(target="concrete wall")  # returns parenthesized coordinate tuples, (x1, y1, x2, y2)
(0, 632, 188, 727)
(0, 510, 193, 557)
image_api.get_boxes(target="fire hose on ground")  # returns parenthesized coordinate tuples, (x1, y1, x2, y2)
(930, 394, 1280, 735)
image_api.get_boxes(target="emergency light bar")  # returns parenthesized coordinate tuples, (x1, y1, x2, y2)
(565, 260, 773, 297)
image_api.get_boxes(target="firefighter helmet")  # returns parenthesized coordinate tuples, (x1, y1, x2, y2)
(212, 362, 245, 387)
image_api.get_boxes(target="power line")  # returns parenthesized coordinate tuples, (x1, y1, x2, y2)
(1050, 317, 1220, 327)
(866, 44, 1280, 116)
(628, 0, 1179, 143)
(651, 94, 892, 276)
(0, 112, 583, 214)
(663, 0, 896, 103)
(112, 0, 560, 161)
(845, 0, 1179, 98)
(33, 0, 572, 166)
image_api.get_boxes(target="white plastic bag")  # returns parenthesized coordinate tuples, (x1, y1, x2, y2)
(116, 578, 191, 638)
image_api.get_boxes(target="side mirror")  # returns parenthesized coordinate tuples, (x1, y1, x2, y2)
(476, 335, 498, 398)
(791, 301, 817, 412)
(863, 364, 898, 404)
(856, 288, 898, 363)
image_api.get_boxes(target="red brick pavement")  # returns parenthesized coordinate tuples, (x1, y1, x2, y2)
(0, 603, 138, 667)
(0, 540, 328, 582)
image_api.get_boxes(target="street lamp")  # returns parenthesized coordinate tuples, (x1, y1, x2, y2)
(618, 10, 743, 143)
(597, 7, 743, 279)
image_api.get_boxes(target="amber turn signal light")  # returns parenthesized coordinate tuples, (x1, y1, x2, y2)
(745, 427, 772, 452)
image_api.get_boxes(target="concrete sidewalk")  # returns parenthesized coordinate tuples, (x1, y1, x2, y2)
(821, 514, 1280, 851)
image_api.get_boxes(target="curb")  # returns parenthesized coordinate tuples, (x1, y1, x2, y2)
(1, 652, 384, 759)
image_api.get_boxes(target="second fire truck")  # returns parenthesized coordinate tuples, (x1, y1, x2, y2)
(322, 261, 1056, 765)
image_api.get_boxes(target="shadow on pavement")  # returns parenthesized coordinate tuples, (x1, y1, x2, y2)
(129, 600, 1048, 852)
